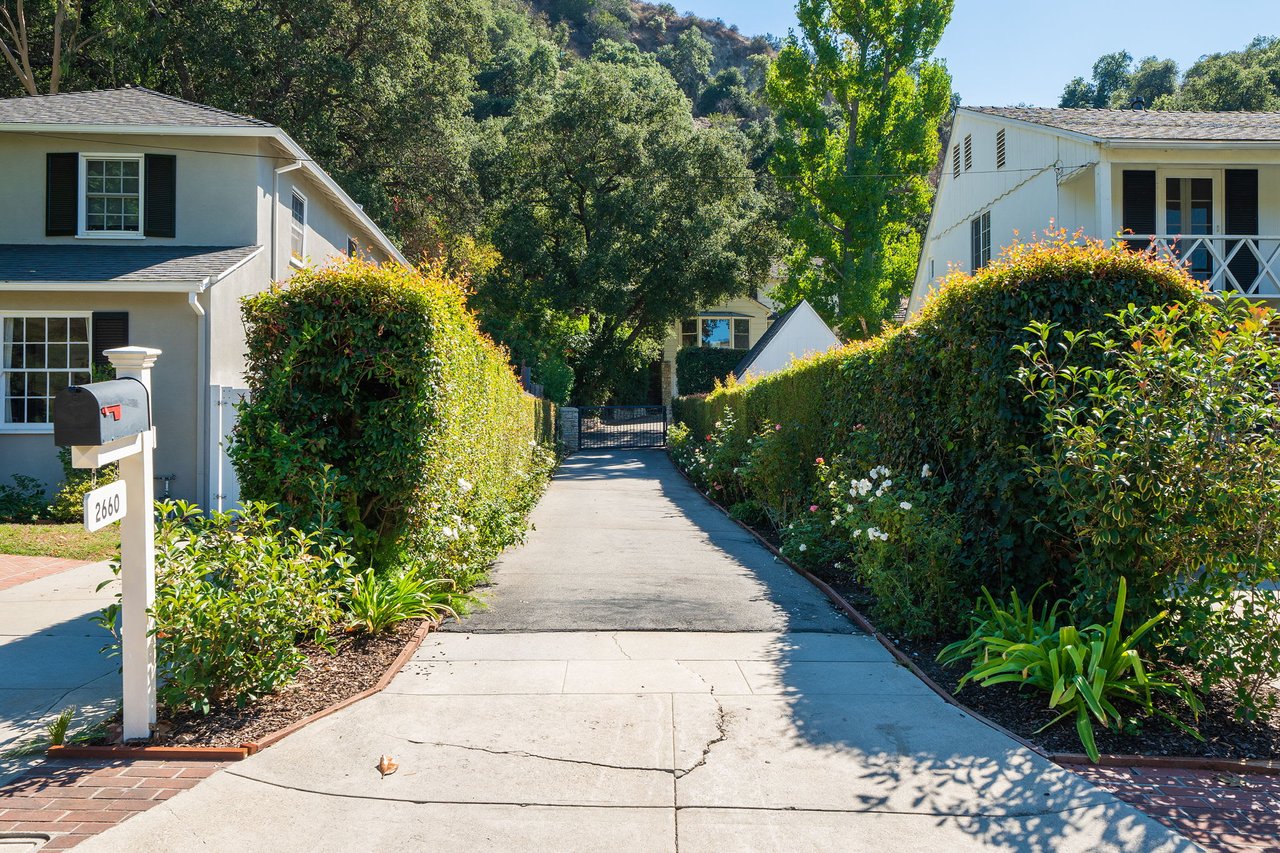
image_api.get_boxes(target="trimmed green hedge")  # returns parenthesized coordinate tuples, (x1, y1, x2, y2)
(672, 235, 1201, 631)
(676, 346, 746, 397)
(233, 259, 557, 583)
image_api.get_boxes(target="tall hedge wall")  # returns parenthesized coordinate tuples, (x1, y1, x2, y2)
(676, 346, 747, 396)
(674, 237, 1201, 600)
(233, 259, 557, 580)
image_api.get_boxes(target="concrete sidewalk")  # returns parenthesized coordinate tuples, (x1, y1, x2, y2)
(74, 451, 1196, 852)
(0, 560, 120, 787)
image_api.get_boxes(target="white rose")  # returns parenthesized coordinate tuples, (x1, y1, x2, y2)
(900, 502, 912, 510)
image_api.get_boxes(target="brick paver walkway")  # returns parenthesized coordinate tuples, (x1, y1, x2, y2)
(0, 555, 91, 592)
(0, 759, 226, 850)
(1067, 763, 1280, 852)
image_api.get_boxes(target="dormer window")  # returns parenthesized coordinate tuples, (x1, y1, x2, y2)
(81, 156, 142, 236)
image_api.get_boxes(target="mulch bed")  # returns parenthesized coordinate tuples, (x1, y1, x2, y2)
(731, 501, 1280, 761)
(92, 620, 423, 748)
(809, 561, 1280, 761)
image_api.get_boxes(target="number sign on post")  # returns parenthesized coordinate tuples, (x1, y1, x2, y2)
(54, 346, 162, 743)
(84, 480, 127, 532)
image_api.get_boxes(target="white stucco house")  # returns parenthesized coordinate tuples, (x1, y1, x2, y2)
(910, 106, 1280, 316)
(733, 299, 840, 381)
(0, 86, 406, 509)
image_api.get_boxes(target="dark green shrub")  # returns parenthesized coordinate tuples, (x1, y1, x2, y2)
(234, 259, 557, 577)
(48, 449, 117, 523)
(676, 346, 747, 396)
(0, 475, 45, 522)
(673, 232, 1201, 626)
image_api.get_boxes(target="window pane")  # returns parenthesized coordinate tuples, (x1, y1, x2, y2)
(701, 319, 731, 349)
(69, 318, 88, 341)
(69, 344, 90, 369)
(48, 317, 67, 341)
(24, 344, 44, 369)
(47, 345, 68, 369)
(292, 194, 305, 224)
(27, 398, 47, 423)
(733, 319, 749, 350)
(27, 372, 47, 396)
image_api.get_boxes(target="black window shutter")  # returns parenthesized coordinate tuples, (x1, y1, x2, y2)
(1225, 169, 1260, 291)
(1120, 170, 1156, 252)
(46, 153, 78, 236)
(144, 154, 177, 238)
(92, 312, 129, 366)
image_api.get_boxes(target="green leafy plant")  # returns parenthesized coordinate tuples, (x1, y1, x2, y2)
(343, 566, 468, 634)
(96, 501, 351, 714)
(938, 584, 1064, 668)
(48, 448, 118, 523)
(0, 474, 46, 522)
(46, 705, 76, 746)
(944, 578, 1203, 762)
(676, 346, 746, 396)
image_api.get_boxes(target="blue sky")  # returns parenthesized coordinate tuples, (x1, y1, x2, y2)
(683, 0, 1277, 107)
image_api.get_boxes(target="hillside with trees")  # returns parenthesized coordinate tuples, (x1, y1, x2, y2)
(1059, 36, 1280, 110)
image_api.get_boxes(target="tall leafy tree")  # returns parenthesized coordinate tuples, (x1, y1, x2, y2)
(477, 44, 773, 403)
(658, 25, 713, 102)
(766, 0, 952, 332)
(1058, 51, 1132, 108)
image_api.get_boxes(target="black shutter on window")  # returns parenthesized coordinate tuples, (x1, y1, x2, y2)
(144, 154, 177, 238)
(1225, 169, 1260, 291)
(46, 153, 78, 236)
(92, 312, 129, 366)
(1121, 170, 1157, 240)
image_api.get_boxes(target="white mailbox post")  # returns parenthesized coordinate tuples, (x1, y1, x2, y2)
(55, 346, 161, 742)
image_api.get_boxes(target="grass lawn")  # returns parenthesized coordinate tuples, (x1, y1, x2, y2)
(0, 522, 120, 562)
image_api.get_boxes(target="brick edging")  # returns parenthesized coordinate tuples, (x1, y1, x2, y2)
(47, 619, 437, 761)
(669, 452, 1275, 772)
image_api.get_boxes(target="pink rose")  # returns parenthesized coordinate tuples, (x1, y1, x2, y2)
(809, 504, 819, 512)
(774, 424, 782, 431)
(815, 457, 825, 465)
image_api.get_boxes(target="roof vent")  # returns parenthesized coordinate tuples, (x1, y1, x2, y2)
(1130, 96, 1146, 111)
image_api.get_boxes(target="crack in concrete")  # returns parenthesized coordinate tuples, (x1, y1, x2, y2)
(610, 633, 634, 660)
(402, 739, 671, 775)
(674, 700, 728, 780)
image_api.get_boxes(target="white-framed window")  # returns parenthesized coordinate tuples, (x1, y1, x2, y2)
(290, 190, 307, 264)
(2, 312, 92, 431)
(680, 319, 698, 348)
(80, 154, 144, 238)
(680, 317, 750, 349)
(971, 210, 992, 271)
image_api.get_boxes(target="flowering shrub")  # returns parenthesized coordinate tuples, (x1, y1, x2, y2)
(819, 459, 965, 637)
(671, 232, 1201, 627)
(235, 258, 557, 582)
(1017, 296, 1280, 719)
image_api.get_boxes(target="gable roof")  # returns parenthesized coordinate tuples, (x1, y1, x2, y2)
(0, 244, 261, 291)
(734, 303, 794, 377)
(966, 106, 1280, 143)
(0, 86, 271, 129)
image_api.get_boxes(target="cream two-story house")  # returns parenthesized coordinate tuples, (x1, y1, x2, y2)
(910, 106, 1280, 316)
(0, 87, 406, 509)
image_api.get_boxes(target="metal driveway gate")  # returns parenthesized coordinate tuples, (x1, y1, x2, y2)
(578, 406, 667, 450)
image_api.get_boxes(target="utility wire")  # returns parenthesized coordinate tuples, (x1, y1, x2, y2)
(16, 130, 1092, 183)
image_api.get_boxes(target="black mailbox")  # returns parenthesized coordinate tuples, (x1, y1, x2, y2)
(53, 379, 151, 447)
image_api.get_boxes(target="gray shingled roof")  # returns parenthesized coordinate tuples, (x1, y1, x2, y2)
(0, 245, 261, 283)
(0, 86, 272, 128)
(968, 107, 1280, 142)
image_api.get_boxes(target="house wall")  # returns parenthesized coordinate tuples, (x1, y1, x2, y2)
(661, 295, 774, 400)
(910, 112, 1101, 314)
(0, 291, 199, 501)
(0, 133, 261, 247)
(738, 303, 841, 379)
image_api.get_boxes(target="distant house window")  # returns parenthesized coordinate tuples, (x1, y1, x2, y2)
(2, 314, 92, 427)
(733, 319, 750, 349)
(680, 319, 698, 348)
(701, 319, 732, 349)
(82, 156, 142, 235)
(952, 144, 960, 179)
(346, 237, 358, 258)
(963, 134, 973, 171)
(971, 210, 992, 271)
(290, 190, 307, 263)
(996, 129, 1007, 169)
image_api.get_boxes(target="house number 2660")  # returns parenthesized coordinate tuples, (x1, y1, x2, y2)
(83, 481, 128, 533)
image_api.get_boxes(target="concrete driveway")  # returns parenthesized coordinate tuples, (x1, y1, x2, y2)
(77, 451, 1196, 852)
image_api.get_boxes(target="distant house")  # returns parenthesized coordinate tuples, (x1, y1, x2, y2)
(659, 291, 776, 400)
(910, 106, 1280, 316)
(734, 299, 840, 381)
(0, 86, 405, 509)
